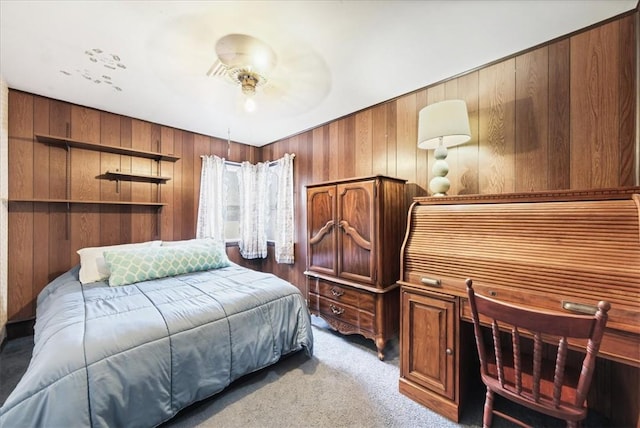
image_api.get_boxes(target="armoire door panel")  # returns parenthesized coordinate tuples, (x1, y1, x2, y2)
(337, 180, 375, 283)
(307, 185, 337, 276)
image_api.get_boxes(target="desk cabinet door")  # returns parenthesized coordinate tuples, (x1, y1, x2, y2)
(400, 289, 456, 400)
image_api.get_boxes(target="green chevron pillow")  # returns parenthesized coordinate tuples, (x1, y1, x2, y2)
(104, 243, 231, 287)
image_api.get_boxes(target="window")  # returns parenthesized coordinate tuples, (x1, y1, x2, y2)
(221, 162, 279, 242)
(197, 154, 294, 263)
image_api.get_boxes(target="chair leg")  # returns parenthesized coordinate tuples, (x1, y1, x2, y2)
(483, 387, 494, 428)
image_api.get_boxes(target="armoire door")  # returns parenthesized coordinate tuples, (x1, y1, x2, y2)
(336, 179, 376, 284)
(307, 184, 337, 276)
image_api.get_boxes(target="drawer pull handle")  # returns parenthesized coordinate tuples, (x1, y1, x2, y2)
(330, 287, 344, 297)
(562, 301, 598, 315)
(445, 348, 453, 356)
(421, 277, 441, 287)
(330, 304, 345, 315)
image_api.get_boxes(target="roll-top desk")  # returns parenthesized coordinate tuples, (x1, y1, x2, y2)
(398, 188, 640, 425)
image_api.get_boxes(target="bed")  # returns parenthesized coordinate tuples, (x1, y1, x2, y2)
(0, 240, 314, 427)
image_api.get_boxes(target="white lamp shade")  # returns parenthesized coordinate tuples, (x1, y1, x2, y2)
(418, 99, 471, 149)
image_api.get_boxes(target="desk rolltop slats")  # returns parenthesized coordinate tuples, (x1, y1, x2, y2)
(400, 189, 640, 363)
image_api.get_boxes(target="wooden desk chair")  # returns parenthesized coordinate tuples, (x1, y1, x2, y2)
(465, 279, 610, 428)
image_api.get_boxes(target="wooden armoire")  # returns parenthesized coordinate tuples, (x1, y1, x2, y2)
(304, 175, 407, 360)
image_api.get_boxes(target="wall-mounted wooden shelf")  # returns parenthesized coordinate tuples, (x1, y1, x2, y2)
(8, 198, 167, 207)
(105, 171, 172, 183)
(35, 133, 180, 162)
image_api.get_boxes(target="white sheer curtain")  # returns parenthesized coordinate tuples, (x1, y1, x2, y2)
(196, 155, 227, 241)
(274, 153, 295, 263)
(237, 161, 270, 259)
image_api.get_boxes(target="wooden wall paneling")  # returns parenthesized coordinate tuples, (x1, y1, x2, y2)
(172, 131, 184, 240)
(33, 98, 50, 200)
(69, 106, 101, 265)
(457, 71, 480, 195)
(227, 140, 247, 163)
(311, 126, 328, 182)
(386, 102, 397, 178)
(8, 203, 34, 320)
(150, 124, 162, 240)
(354, 109, 373, 177)
(7, 91, 34, 320)
(570, 20, 620, 189)
(181, 132, 195, 239)
(414, 90, 428, 192)
(8, 92, 33, 199)
(371, 103, 389, 176)
(160, 126, 175, 241)
(130, 119, 155, 243)
(478, 58, 516, 194)
(337, 117, 355, 179)
(548, 38, 571, 190)
(32, 97, 50, 300)
(48, 100, 71, 282)
(294, 131, 313, 290)
(618, 13, 637, 186)
(395, 94, 417, 185)
(515, 46, 549, 192)
(328, 122, 340, 180)
(211, 136, 229, 160)
(99, 112, 123, 246)
(588, 357, 640, 426)
(261, 143, 274, 163)
(118, 117, 133, 243)
(130, 119, 153, 204)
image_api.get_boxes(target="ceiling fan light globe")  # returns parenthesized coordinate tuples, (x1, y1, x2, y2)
(244, 97, 256, 113)
(215, 34, 277, 76)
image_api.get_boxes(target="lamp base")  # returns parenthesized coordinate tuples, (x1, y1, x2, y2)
(429, 176, 450, 196)
(429, 144, 450, 196)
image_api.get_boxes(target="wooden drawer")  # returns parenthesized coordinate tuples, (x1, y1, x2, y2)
(310, 278, 376, 313)
(308, 292, 375, 332)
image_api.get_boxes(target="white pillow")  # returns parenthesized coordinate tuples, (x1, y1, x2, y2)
(77, 240, 161, 285)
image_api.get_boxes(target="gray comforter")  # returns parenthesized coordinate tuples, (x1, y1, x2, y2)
(0, 264, 313, 427)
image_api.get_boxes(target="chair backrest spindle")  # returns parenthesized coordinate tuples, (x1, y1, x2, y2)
(512, 327, 522, 394)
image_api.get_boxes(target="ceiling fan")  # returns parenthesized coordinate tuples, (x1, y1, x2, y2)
(205, 33, 330, 115)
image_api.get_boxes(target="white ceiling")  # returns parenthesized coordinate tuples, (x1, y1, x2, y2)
(1, 1, 637, 147)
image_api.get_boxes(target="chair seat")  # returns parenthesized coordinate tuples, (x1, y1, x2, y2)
(482, 346, 588, 421)
(486, 350, 580, 401)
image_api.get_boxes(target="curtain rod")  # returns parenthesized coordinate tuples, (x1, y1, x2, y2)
(200, 154, 295, 167)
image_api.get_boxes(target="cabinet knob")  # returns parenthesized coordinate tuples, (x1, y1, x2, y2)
(445, 348, 453, 355)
